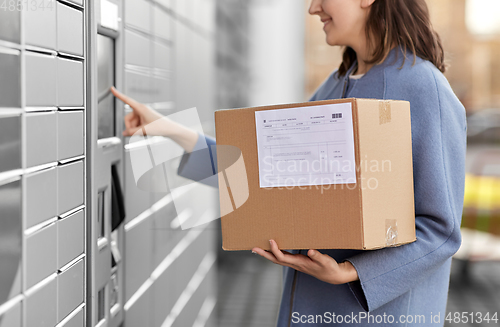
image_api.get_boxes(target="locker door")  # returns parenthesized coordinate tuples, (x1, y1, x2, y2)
(89, 0, 126, 326)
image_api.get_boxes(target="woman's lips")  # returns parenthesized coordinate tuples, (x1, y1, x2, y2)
(322, 19, 332, 30)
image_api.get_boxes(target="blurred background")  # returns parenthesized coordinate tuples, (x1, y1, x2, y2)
(0, 0, 499, 326)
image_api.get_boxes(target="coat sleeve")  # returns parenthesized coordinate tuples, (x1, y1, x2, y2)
(177, 132, 219, 188)
(344, 65, 467, 312)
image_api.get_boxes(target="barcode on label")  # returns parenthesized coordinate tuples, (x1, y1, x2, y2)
(332, 113, 343, 119)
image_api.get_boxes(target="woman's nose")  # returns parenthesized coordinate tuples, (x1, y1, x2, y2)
(308, 0, 322, 16)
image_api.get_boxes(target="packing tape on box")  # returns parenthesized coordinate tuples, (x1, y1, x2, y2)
(379, 100, 392, 125)
(385, 219, 398, 246)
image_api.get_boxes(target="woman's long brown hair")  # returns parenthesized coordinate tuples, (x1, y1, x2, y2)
(338, 0, 446, 76)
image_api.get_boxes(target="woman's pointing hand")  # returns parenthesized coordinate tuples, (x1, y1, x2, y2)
(110, 86, 199, 152)
(110, 86, 164, 136)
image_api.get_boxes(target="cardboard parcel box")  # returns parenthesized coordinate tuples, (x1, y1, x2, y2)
(215, 98, 416, 251)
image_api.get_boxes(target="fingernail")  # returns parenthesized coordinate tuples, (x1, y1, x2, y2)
(251, 251, 257, 254)
(309, 250, 315, 255)
(269, 240, 273, 245)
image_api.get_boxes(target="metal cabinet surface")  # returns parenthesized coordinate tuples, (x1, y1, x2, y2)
(57, 58, 84, 107)
(25, 53, 57, 107)
(57, 2, 84, 56)
(25, 276, 57, 327)
(58, 161, 84, 215)
(25, 223, 57, 289)
(25, 168, 57, 228)
(0, 115, 21, 173)
(58, 210, 85, 268)
(25, 5, 56, 50)
(58, 110, 85, 160)
(25, 112, 57, 167)
(0, 179, 22, 306)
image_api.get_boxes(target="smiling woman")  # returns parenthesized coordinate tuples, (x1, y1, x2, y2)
(111, 0, 467, 326)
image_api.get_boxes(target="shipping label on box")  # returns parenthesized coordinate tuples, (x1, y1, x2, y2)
(255, 102, 356, 188)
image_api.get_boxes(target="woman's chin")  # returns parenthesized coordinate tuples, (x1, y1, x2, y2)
(324, 34, 348, 48)
(324, 36, 338, 47)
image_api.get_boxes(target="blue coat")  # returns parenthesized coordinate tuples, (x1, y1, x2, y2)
(178, 46, 467, 326)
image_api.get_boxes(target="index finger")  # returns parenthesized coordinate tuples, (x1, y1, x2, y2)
(110, 86, 141, 109)
(268, 240, 310, 266)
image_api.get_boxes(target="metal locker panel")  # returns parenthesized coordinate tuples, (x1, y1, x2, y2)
(153, 42, 171, 71)
(97, 94, 115, 139)
(165, 229, 189, 256)
(173, 230, 209, 295)
(152, 241, 206, 324)
(124, 0, 151, 33)
(108, 269, 123, 327)
(152, 201, 176, 231)
(151, 210, 171, 268)
(151, 206, 185, 268)
(25, 167, 57, 229)
(174, 22, 196, 111)
(57, 110, 84, 160)
(125, 29, 150, 68)
(56, 2, 83, 56)
(152, 76, 170, 103)
(97, 34, 115, 97)
(152, 267, 176, 327)
(151, 190, 169, 205)
(57, 57, 84, 107)
(124, 286, 151, 327)
(25, 52, 57, 107)
(25, 4, 56, 49)
(25, 223, 57, 289)
(0, 49, 21, 107)
(193, 0, 215, 33)
(0, 179, 22, 306)
(151, 182, 171, 204)
(124, 69, 151, 104)
(57, 259, 84, 322)
(163, 231, 207, 314)
(25, 276, 57, 327)
(173, 274, 209, 327)
(148, 137, 180, 204)
(96, 33, 116, 139)
(124, 216, 152, 302)
(188, 273, 216, 327)
(95, 244, 111, 290)
(153, 10, 171, 41)
(0, 50, 21, 108)
(174, 0, 191, 20)
(60, 308, 84, 327)
(25, 112, 57, 167)
(186, 188, 217, 231)
(0, 10, 20, 44)
(65, 0, 83, 8)
(193, 34, 214, 123)
(0, 115, 21, 174)
(57, 161, 84, 215)
(0, 300, 21, 327)
(57, 210, 85, 268)
(124, 149, 152, 222)
(154, 0, 171, 9)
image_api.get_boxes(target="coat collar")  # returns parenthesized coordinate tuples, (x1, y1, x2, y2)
(342, 46, 407, 98)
